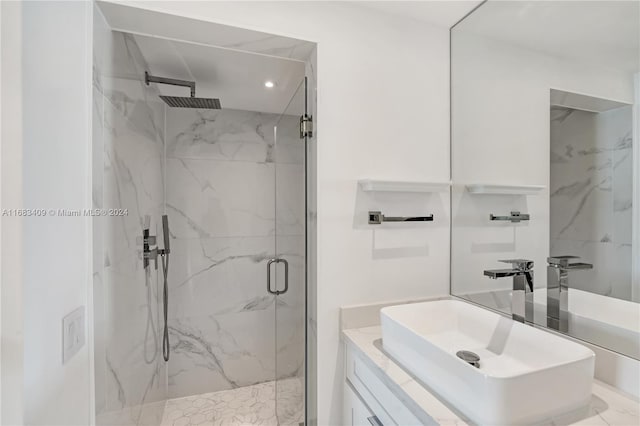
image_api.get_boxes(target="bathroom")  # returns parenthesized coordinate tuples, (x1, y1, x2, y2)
(0, 1, 638, 426)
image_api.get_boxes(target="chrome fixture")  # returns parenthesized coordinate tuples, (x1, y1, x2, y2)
(547, 256, 593, 332)
(141, 228, 157, 270)
(456, 350, 480, 368)
(489, 211, 530, 223)
(267, 258, 289, 295)
(300, 114, 313, 138)
(484, 259, 534, 323)
(160, 215, 171, 362)
(368, 211, 434, 225)
(367, 416, 383, 426)
(145, 71, 221, 109)
(141, 215, 172, 361)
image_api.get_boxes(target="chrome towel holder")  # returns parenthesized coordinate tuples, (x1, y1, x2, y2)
(489, 211, 530, 223)
(368, 211, 434, 225)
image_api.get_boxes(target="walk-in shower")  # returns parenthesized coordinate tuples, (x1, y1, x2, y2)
(92, 5, 315, 425)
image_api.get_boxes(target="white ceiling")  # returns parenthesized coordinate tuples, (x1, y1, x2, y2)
(133, 1, 637, 115)
(131, 1, 482, 115)
(456, 0, 640, 74)
(359, 0, 638, 73)
(134, 34, 306, 114)
(357, 1, 483, 28)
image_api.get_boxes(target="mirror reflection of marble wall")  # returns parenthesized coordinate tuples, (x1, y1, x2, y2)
(451, 0, 639, 359)
(550, 103, 633, 300)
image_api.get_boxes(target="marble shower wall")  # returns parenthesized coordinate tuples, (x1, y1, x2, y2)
(93, 12, 167, 425)
(165, 108, 305, 399)
(550, 106, 633, 299)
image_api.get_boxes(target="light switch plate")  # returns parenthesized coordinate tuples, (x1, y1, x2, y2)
(62, 306, 85, 364)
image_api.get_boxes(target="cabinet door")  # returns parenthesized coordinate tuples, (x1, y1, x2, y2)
(344, 383, 382, 426)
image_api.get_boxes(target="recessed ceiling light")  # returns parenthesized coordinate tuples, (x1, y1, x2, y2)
(264, 81, 275, 88)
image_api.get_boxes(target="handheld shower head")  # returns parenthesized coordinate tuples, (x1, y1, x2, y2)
(145, 71, 221, 109)
(161, 214, 170, 255)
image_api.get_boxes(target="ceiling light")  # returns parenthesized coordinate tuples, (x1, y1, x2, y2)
(264, 81, 275, 88)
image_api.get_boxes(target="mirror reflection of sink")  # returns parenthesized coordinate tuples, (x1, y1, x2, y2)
(381, 300, 595, 425)
(534, 289, 640, 359)
(462, 289, 640, 359)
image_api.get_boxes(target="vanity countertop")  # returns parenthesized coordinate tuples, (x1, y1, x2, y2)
(342, 325, 640, 426)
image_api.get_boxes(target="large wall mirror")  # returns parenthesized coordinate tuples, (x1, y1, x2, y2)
(451, 0, 639, 359)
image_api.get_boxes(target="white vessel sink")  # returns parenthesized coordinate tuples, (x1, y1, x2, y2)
(381, 300, 595, 425)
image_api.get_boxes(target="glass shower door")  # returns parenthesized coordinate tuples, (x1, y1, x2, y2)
(273, 78, 307, 425)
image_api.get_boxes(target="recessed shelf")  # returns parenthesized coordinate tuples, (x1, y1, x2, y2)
(465, 184, 545, 195)
(359, 179, 451, 193)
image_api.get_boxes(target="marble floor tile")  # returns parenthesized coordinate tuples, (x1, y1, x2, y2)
(161, 379, 303, 426)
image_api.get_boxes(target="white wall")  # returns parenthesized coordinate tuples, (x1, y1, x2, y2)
(1, 1, 24, 424)
(113, 2, 452, 424)
(21, 1, 93, 424)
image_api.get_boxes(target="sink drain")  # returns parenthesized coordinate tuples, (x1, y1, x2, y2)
(456, 350, 480, 368)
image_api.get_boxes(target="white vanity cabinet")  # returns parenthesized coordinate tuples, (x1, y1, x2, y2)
(344, 344, 426, 426)
(342, 323, 640, 426)
(343, 383, 378, 426)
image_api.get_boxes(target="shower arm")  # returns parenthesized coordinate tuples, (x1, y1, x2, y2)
(145, 71, 195, 98)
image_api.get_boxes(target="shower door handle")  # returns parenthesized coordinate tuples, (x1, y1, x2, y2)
(267, 258, 289, 295)
(267, 259, 276, 294)
(279, 259, 289, 295)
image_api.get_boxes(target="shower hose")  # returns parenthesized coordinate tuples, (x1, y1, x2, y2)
(161, 253, 170, 362)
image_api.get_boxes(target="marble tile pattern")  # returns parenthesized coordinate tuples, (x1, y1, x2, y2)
(93, 18, 167, 426)
(160, 379, 304, 426)
(166, 108, 301, 164)
(216, 34, 315, 63)
(343, 326, 640, 426)
(165, 107, 306, 402)
(550, 106, 633, 300)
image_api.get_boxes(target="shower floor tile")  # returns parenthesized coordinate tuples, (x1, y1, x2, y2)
(161, 379, 303, 426)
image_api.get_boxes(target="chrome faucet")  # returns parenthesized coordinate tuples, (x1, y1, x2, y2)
(547, 256, 593, 332)
(484, 259, 534, 323)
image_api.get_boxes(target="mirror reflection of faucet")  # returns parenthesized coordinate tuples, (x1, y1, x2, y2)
(547, 256, 593, 332)
(483, 259, 534, 323)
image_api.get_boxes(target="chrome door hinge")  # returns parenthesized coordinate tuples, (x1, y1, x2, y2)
(300, 114, 313, 139)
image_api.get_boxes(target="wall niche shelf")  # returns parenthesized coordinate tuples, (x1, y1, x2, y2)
(465, 184, 545, 195)
(359, 179, 451, 193)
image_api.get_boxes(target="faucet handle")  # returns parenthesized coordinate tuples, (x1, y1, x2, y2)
(498, 259, 534, 271)
(547, 255, 593, 270)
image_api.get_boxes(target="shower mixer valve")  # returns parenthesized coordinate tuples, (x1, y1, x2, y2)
(140, 228, 169, 270)
(141, 228, 160, 269)
(139, 215, 172, 270)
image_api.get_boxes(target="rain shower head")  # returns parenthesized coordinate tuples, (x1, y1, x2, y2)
(159, 96, 221, 109)
(145, 71, 221, 109)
